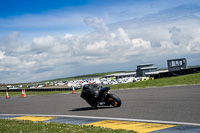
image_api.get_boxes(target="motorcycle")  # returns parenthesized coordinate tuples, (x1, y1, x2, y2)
(80, 84, 122, 108)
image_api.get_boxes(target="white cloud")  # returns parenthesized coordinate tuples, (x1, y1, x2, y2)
(0, 51, 5, 60)
(85, 40, 107, 54)
(84, 16, 109, 31)
(1, 4, 200, 83)
(33, 35, 56, 47)
(117, 27, 131, 43)
(131, 38, 151, 49)
(111, 33, 116, 38)
(64, 34, 74, 39)
(187, 37, 200, 52)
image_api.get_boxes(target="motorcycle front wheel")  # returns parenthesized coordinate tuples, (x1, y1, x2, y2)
(106, 93, 122, 107)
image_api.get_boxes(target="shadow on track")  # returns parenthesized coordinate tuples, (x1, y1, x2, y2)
(70, 106, 113, 111)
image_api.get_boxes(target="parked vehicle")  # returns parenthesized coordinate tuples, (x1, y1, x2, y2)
(37, 84, 44, 88)
(133, 77, 140, 82)
(7, 85, 20, 89)
(80, 84, 122, 108)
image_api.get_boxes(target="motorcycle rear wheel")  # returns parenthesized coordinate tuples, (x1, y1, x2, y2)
(107, 93, 122, 107)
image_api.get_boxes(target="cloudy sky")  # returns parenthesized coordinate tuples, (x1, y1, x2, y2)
(0, 0, 200, 83)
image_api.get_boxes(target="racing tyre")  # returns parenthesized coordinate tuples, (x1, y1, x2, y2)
(107, 93, 122, 107)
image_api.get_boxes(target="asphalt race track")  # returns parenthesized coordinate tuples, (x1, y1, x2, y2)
(0, 85, 200, 124)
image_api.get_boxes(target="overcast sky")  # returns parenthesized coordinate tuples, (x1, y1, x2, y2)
(0, 0, 200, 83)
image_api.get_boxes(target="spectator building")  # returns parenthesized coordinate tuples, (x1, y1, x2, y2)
(136, 63, 157, 77)
(167, 58, 187, 71)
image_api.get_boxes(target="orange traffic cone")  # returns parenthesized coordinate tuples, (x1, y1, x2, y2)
(72, 85, 75, 94)
(6, 90, 9, 99)
(21, 89, 26, 98)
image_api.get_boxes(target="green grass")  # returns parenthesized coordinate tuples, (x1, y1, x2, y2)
(0, 119, 137, 133)
(109, 73, 200, 90)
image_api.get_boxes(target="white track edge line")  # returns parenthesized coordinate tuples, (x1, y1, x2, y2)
(1, 114, 200, 126)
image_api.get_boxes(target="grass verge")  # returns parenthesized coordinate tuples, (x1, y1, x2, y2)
(0, 119, 137, 133)
(109, 73, 200, 89)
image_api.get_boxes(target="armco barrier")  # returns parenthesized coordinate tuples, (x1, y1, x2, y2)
(0, 87, 80, 92)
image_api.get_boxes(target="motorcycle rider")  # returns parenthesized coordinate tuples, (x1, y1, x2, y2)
(81, 84, 108, 108)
